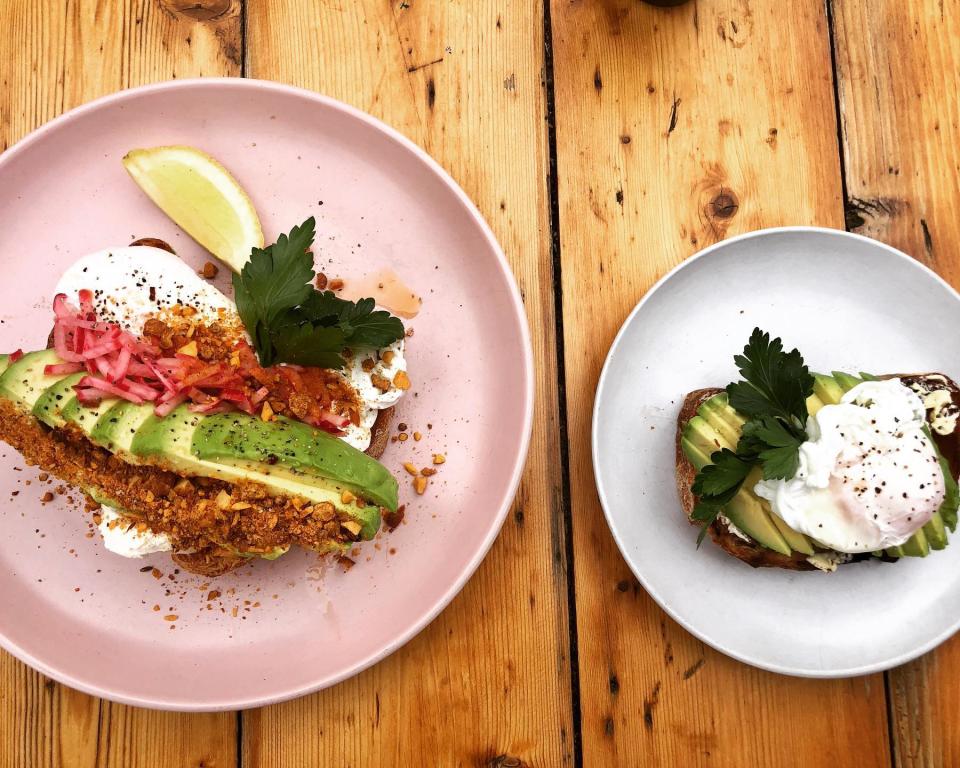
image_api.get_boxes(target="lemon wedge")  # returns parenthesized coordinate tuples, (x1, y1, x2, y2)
(122, 146, 264, 273)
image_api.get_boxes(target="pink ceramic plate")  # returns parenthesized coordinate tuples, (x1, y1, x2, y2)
(0, 79, 532, 710)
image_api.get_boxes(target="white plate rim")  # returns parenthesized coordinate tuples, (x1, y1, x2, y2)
(592, 225, 960, 678)
(0, 77, 535, 710)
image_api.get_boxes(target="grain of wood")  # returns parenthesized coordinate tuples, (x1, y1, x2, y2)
(244, 1, 573, 766)
(0, 2, 241, 767)
(549, 0, 891, 764)
(0, 661, 99, 768)
(833, 1, 960, 765)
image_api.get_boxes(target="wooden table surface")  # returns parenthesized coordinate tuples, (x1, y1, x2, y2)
(1, 1, 958, 766)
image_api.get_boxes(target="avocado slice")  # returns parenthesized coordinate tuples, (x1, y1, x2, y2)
(680, 437, 711, 471)
(831, 371, 862, 393)
(0, 354, 10, 376)
(765, 507, 815, 555)
(127, 406, 386, 538)
(0, 350, 67, 410)
(741, 465, 814, 555)
(190, 412, 399, 512)
(32, 373, 84, 427)
(923, 511, 949, 550)
(61, 394, 119, 436)
(89, 401, 156, 452)
(886, 544, 905, 558)
(813, 374, 845, 406)
(697, 397, 743, 447)
(723, 488, 792, 555)
(930, 433, 959, 532)
(805, 392, 826, 417)
(896, 527, 930, 558)
(698, 392, 746, 425)
(682, 415, 732, 457)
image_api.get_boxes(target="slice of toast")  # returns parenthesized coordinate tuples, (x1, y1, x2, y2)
(675, 374, 960, 570)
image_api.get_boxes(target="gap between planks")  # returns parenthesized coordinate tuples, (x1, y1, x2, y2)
(541, 1, 584, 766)
(824, 2, 900, 764)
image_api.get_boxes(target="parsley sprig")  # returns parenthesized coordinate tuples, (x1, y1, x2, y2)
(232, 218, 406, 368)
(691, 329, 815, 544)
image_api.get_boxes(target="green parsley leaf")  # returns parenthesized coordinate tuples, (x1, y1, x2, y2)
(740, 416, 804, 480)
(691, 501, 723, 546)
(726, 328, 814, 429)
(271, 323, 346, 369)
(346, 309, 406, 349)
(231, 218, 406, 367)
(690, 449, 752, 546)
(691, 448, 752, 497)
(302, 292, 406, 349)
(233, 218, 316, 328)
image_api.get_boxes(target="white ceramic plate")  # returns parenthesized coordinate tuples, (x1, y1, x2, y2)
(593, 227, 960, 677)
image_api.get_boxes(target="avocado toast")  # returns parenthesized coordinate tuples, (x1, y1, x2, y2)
(0, 219, 411, 576)
(676, 329, 960, 572)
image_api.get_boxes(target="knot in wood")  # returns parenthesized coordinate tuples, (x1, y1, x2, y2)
(161, 0, 234, 21)
(710, 191, 739, 219)
(488, 755, 524, 768)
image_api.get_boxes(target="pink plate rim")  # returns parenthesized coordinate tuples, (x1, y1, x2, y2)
(0, 77, 534, 710)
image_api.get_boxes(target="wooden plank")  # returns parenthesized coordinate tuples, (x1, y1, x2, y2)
(0, 2, 241, 767)
(549, 0, 893, 764)
(0, 660, 99, 768)
(243, 2, 574, 765)
(832, 1, 960, 765)
(94, 705, 236, 768)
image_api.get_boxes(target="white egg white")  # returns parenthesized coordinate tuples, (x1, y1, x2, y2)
(755, 379, 945, 553)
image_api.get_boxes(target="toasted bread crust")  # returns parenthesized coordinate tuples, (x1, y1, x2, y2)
(172, 549, 246, 577)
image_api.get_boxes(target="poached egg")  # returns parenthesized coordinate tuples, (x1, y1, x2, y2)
(755, 379, 945, 553)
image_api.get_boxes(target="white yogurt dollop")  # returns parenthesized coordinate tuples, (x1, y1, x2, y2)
(98, 506, 173, 557)
(340, 339, 407, 450)
(55, 246, 234, 332)
(755, 379, 946, 553)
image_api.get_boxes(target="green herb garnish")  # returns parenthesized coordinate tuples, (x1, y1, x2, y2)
(691, 328, 815, 544)
(233, 217, 405, 367)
